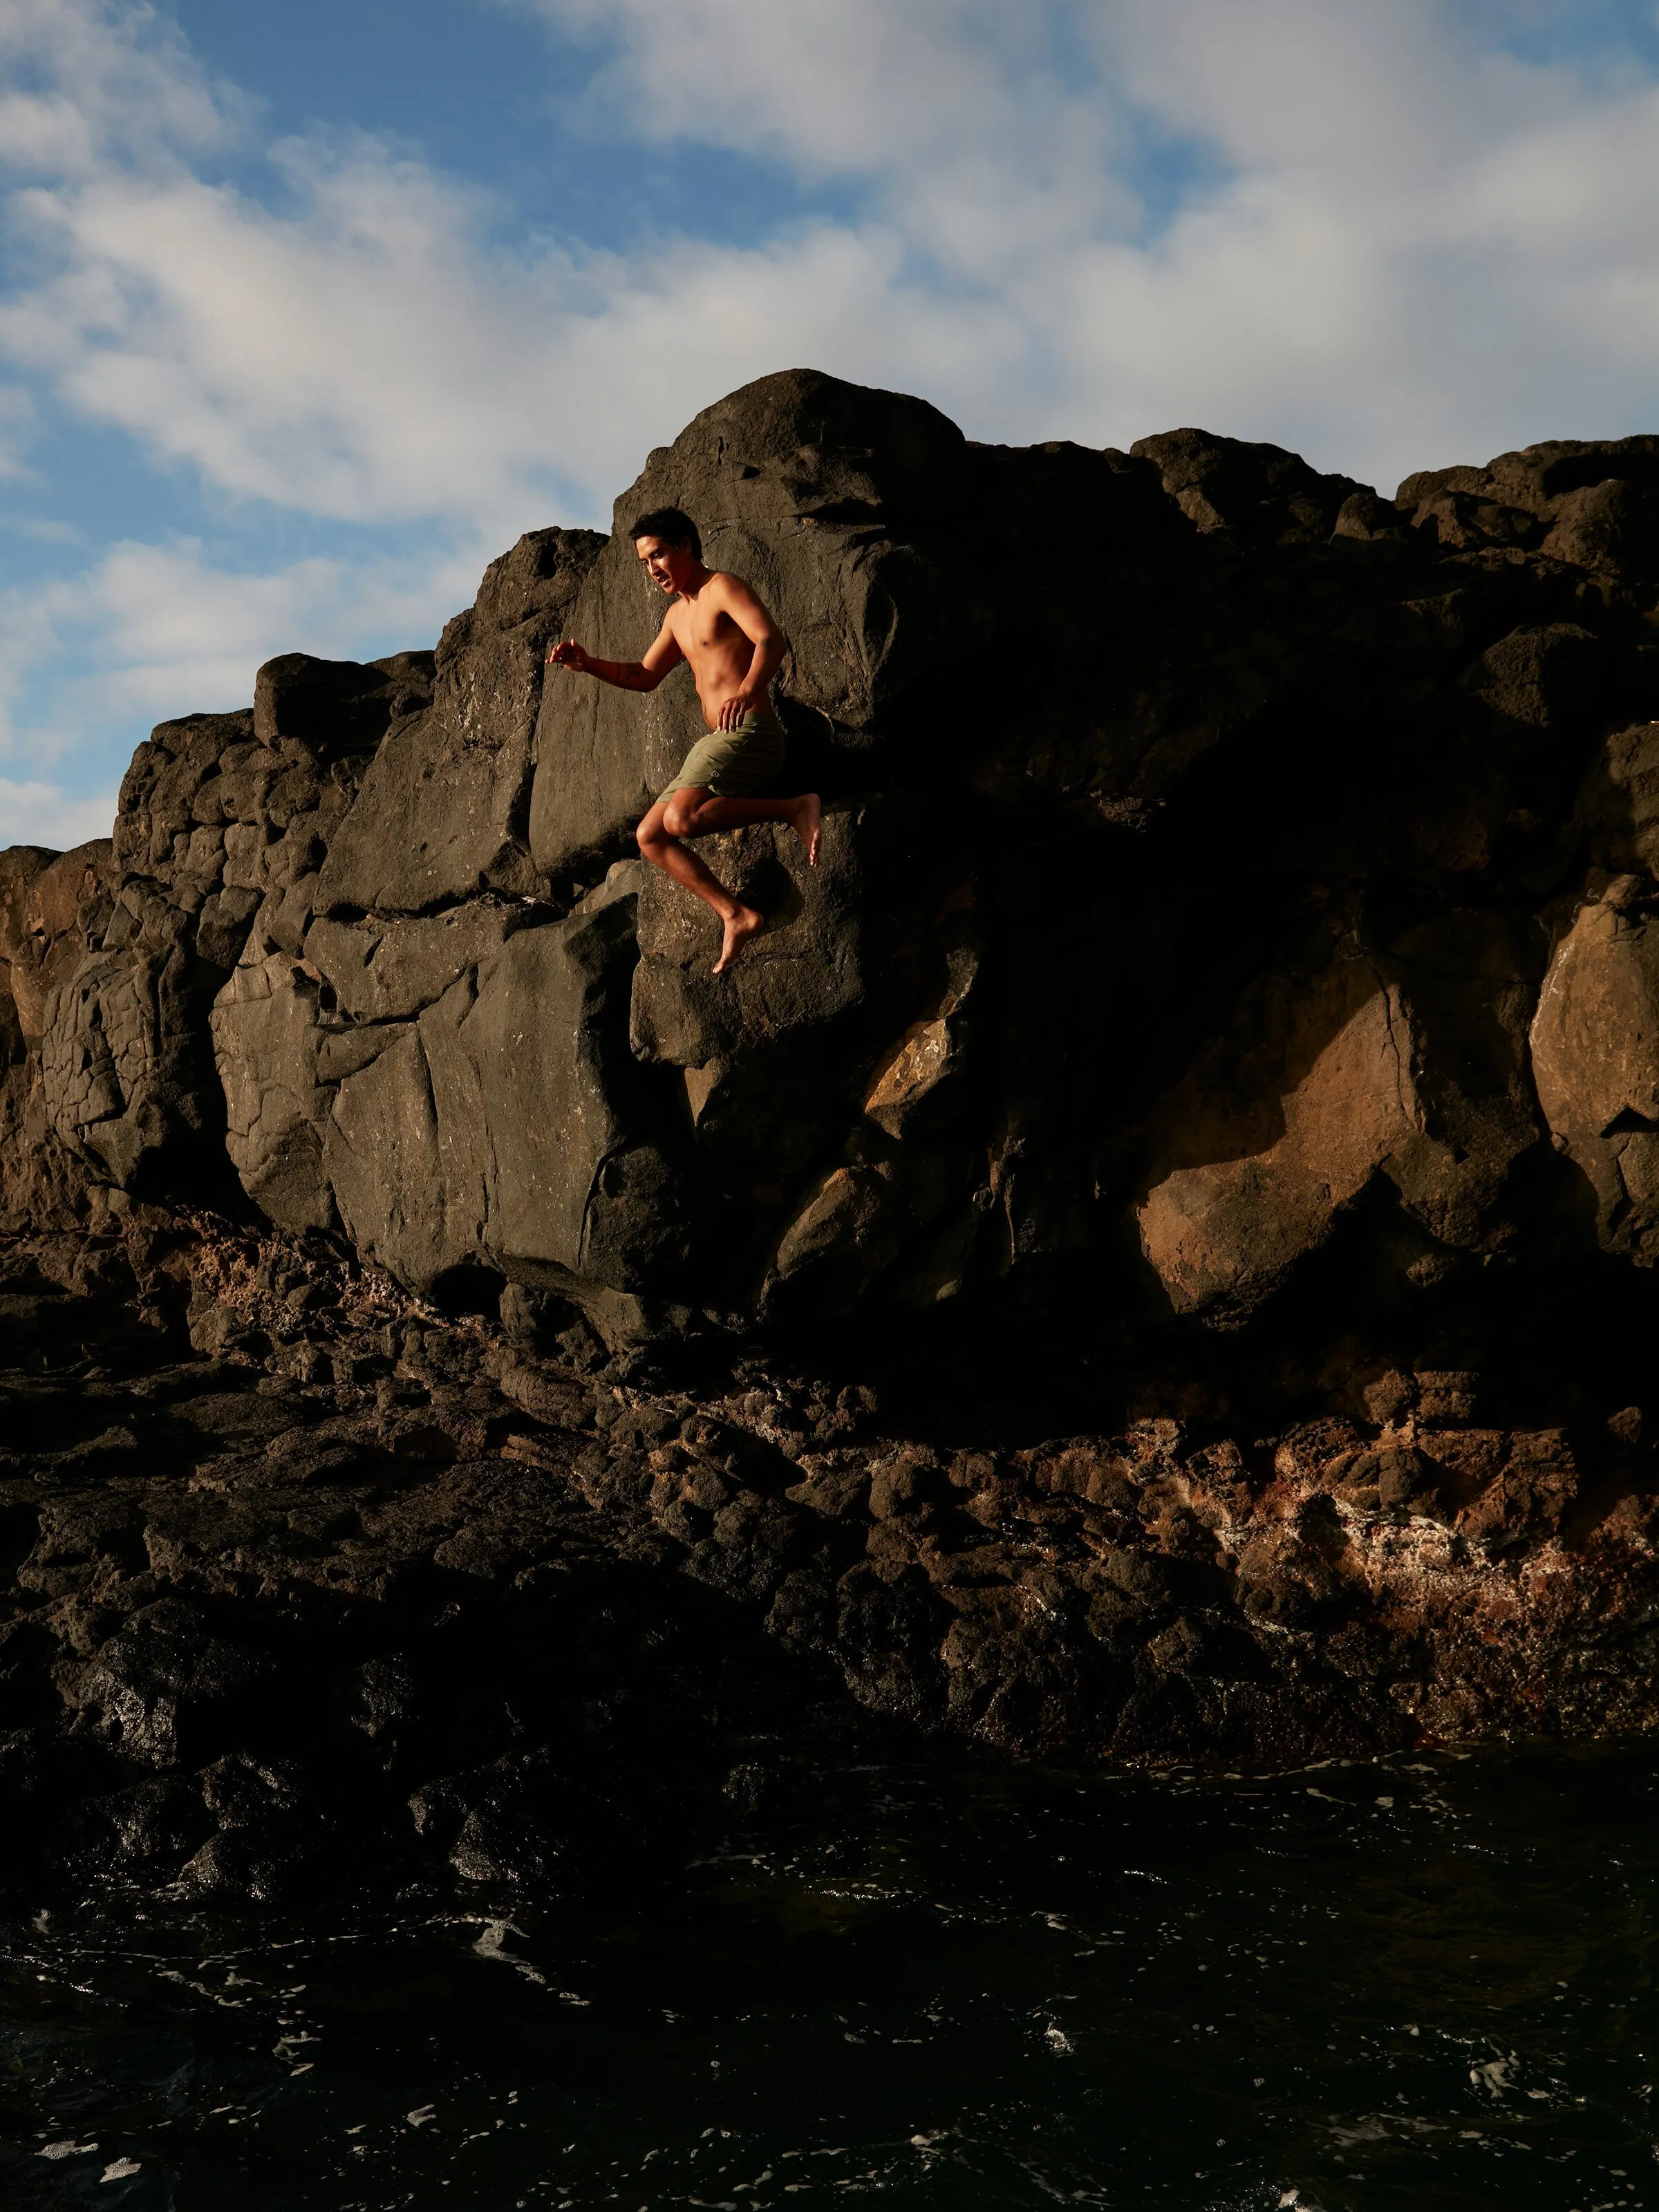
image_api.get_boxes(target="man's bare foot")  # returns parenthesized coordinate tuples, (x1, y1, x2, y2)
(791, 793, 822, 867)
(713, 904, 765, 974)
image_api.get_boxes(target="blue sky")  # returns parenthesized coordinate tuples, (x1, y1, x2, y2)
(4, 0, 1659, 848)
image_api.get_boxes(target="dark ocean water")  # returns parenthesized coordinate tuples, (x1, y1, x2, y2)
(2, 1741, 1654, 2211)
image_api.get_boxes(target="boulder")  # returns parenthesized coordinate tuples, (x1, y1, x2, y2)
(35, 679, 405, 1202)
(632, 791, 986, 1318)
(1398, 434, 1659, 580)
(1, 843, 113, 1226)
(1530, 888, 1659, 1261)
(32, 529, 592, 1214)
(317, 529, 603, 912)
(1575, 721, 1659, 875)
(212, 869, 664, 1305)
(1130, 427, 1366, 544)
(632, 794, 976, 1154)
(6, 842, 114, 1048)
(526, 371, 1195, 877)
(1138, 900, 1542, 1319)
(254, 650, 432, 756)
(212, 952, 340, 1234)
(1138, 959, 1419, 1318)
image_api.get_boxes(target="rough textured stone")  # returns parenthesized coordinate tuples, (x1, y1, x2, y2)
(33, 668, 418, 1203)
(212, 953, 340, 1234)
(1398, 433, 1659, 579)
(1530, 887, 1659, 1260)
(0, 844, 113, 1226)
(1576, 720, 1659, 874)
(528, 375, 972, 874)
(212, 869, 659, 1308)
(1138, 910, 1541, 1318)
(3, 1184, 1659, 1913)
(13, 370, 1659, 1369)
(318, 529, 603, 913)
(1138, 960, 1421, 1318)
(1130, 426, 1367, 544)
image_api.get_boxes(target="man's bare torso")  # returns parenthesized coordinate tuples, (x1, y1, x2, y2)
(547, 530, 785, 737)
(666, 578, 769, 730)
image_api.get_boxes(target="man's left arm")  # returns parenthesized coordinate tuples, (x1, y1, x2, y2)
(714, 577, 789, 731)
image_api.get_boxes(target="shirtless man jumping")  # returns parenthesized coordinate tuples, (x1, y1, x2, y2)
(546, 508, 821, 974)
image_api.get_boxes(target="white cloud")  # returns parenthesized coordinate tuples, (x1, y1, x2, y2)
(3, 122, 992, 529)
(13, 531, 478, 698)
(535, 0, 1140, 277)
(6, 0, 1658, 553)
(0, 532, 490, 843)
(0, 0, 239, 178)
(513, 0, 1659, 481)
(1, 0, 1656, 538)
(0, 776, 116, 847)
(545, 0, 1025, 174)
(1098, 0, 1486, 182)
(0, 535, 460, 843)
(39, 536, 470, 711)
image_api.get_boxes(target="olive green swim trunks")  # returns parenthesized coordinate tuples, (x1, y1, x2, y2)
(659, 708, 787, 800)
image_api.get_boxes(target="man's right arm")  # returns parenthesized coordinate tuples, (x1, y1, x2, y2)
(547, 615, 682, 691)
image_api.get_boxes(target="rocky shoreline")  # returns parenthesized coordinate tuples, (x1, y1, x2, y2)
(4, 1197, 1656, 1906)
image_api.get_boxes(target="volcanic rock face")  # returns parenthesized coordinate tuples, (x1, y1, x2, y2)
(12, 371, 1659, 1837)
(204, 532, 613, 1293)
(3, 842, 113, 1224)
(10, 372, 1659, 1344)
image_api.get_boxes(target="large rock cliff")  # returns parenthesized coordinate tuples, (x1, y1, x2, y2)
(12, 373, 1659, 1377)
(7, 373, 1659, 1895)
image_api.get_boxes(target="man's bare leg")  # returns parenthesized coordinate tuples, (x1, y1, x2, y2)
(637, 794, 765, 974)
(680, 791, 822, 867)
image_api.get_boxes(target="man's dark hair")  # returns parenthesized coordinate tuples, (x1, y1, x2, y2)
(630, 506, 702, 559)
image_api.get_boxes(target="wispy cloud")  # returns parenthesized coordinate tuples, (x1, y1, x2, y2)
(0, 0, 239, 179)
(8, 0, 1658, 534)
(0, 532, 486, 767)
(0, 775, 117, 847)
(516, 0, 1659, 474)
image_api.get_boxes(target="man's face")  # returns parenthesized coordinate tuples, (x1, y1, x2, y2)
(635, 535, 697, 594)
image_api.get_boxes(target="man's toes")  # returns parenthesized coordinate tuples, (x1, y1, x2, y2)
(713, 908, 763, 974)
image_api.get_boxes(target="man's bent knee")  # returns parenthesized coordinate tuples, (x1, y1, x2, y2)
(662, 799, 699, 838)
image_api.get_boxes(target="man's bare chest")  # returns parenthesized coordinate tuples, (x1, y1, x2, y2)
(673, 606, 743, 662)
